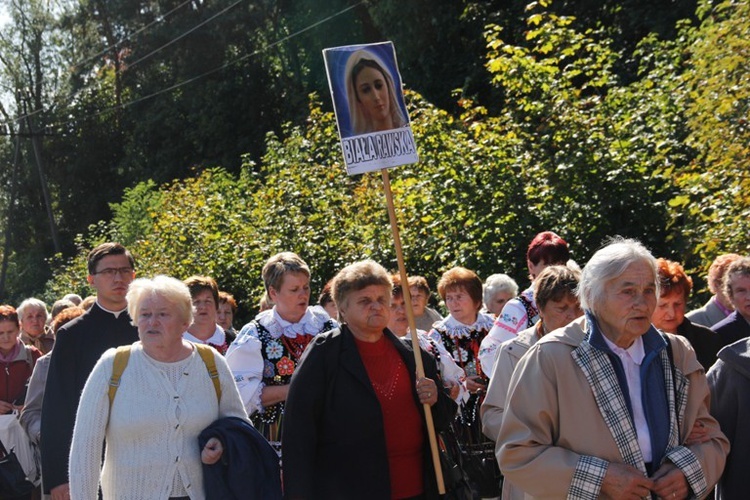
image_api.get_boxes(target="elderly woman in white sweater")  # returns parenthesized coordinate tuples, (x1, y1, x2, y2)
(69, 276, 247, 500)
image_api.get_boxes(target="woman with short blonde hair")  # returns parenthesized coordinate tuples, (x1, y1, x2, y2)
(70, 276, 247, 499)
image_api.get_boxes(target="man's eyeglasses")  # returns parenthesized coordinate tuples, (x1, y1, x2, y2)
(94, 267, 134, 277)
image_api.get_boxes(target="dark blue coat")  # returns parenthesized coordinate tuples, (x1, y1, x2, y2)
(707, 338, 750, 499)
(712, 311, 750, 348)
(198, 416, 282, 500)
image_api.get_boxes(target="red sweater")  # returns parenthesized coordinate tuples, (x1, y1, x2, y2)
(0, 343, 41, 404)
(355, 336, 424, 499)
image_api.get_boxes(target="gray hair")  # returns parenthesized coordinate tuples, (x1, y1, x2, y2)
(262, 252, 311, 293)
(17, 298, 50, 322)
(483, 274, 519, 305)
(533, 265, 581, 311)
(62, 293, 83, 306)
(127, 275, 193, 327)
(51, 299, 76, 319)
(723, 256, 750, 301)
(332, 260, 392, 316)
(577, 238, 658, 315)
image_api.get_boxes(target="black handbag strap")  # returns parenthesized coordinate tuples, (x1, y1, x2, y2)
(0, 437, 9, 458)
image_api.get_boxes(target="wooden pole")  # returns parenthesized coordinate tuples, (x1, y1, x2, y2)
(22, 93, 61, 254)
(380, 168, 445, 494)
(0, 122, 24, 299)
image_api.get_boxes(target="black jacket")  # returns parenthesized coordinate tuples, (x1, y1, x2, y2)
(198, 416, 282, 500)
(282, 326, 456, 499)
(712, 311, 750, 348)
(676, 317, 724, 371)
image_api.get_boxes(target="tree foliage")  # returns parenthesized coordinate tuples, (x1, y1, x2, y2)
(483, 4, 684, 263)
(668, 0, 750, 265)
(0, 0, 70, 299)
(43, 92, 535, 319)
(3, 0, 749, 309)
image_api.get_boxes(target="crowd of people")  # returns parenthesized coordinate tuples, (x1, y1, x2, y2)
(0, 234, 747, 499)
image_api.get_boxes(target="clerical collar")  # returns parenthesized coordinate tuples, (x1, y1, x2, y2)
(96, 300, 128, 319)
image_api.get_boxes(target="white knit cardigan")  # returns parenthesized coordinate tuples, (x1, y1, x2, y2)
(69, 342, 248, 500)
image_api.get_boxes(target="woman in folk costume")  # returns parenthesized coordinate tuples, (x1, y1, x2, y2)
(226, 252, 336, 453)
(183, 276, 235, 355)
(388, 274, 465, 402)
(481, 231, 571, 364)
(428, 267, 500, 498)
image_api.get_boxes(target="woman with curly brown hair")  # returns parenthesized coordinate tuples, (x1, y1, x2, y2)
(652, 258, 723, 370)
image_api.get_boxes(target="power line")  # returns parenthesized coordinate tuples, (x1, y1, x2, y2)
(125, 0, 244, 70)
(3, 0, 196, 131)
(7, 1, 366, 132)
(2, 1, 364, 129)
(73, 0, 195, 71)
(2, 0, 243, 127)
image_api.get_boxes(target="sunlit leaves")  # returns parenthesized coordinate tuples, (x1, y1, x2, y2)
(483, 0, 689, 271)
(675, 0, 750, 266)
(38, 0, 750, 314)
(42, 90, 538, 316)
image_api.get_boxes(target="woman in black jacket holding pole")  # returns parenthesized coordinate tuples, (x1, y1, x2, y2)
(282, 260, 456, 499)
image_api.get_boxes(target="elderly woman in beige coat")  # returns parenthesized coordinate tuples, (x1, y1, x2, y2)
(497, 238, 728, 500)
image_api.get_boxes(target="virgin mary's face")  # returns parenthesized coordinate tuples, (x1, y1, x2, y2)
(355, 66, 391, 126)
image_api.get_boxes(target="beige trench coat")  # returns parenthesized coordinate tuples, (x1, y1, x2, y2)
(497, 317, 728, 499)
(482, 324, 540, 443)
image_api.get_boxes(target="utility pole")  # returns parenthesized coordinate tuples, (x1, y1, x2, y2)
(0, 120, 24, 300)
(23, 91, 61, 255)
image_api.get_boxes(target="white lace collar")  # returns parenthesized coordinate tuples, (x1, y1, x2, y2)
(434, 313, 495, 338)
(183, 324, 225, 345)
(256, 306, 333, 339)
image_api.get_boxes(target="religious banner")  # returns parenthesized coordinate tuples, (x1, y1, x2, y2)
(323, 42, 419, 175)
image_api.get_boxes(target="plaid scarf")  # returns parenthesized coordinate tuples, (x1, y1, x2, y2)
(572, 313, 677, 470)
(567, 313, 707, 499)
